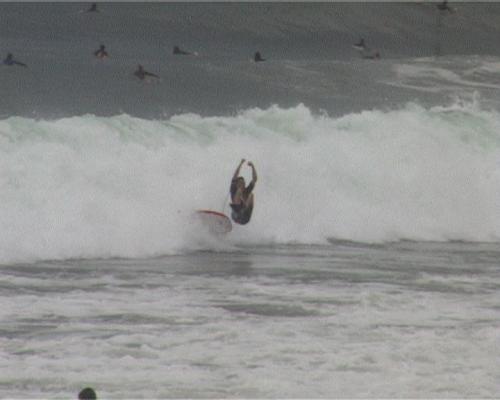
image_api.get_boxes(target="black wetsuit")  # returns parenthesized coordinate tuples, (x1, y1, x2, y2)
(254, 52, 265, 62)
(3, 54, 26, 67)
(173, 46, 190, 55)
(230, 179, 255, 225)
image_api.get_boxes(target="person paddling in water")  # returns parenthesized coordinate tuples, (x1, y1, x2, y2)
(94, 44, 108, 59)
(87, 3, 98, 12)
(254, 51, 265, 62)
(3, 53, 27, 67)
(173, 46, 192, 55)
(134, 64, 159, 80)
(230, 159, 257, 225)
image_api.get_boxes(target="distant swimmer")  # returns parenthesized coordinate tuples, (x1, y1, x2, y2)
(134, 64, 159, 80)
(353, 38, 366, 50)
(229, 159, 257, 225)
(254, 51, 265, 62)
(78, 387, 97, 400)
(437, 0, 453, 12)
(94, 44, 108, 59)
(3, 53, 27, 67)
(354, 40, 380, 60)
(173, 45, 192, 56)
(87, 3, 98, 12)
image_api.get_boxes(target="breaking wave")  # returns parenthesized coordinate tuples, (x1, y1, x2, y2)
(1, 100, 500, 263)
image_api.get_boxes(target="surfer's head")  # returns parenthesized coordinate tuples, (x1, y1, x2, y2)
(78, 387, 97, 400)
(236, 176, 245, 189)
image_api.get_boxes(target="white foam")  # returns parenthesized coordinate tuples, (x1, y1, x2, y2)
(1, 102, 500, 263)
(392, 60, 500, 92)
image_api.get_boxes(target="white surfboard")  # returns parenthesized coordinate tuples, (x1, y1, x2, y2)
(195, 210, 232, 234)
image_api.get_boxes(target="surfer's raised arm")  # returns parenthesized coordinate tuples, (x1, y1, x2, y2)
(248, 161, 257, 184)
(232, 159, 246, 180)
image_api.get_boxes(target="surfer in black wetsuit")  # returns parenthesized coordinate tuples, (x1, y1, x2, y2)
(353, 39, 379, 59)
(3, 53, 27, 67)
(230, 159, 257, 225)
(173, 46, 192, 55)
(437, 0, 453, 12)
(134, 64, 159, 80)
(354, 38, 366, 49)
(87, 3, 98, 12)
(254, 51, 265, 62)
(94, 44, 108, 59)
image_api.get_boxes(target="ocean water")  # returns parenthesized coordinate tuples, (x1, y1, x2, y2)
(1, 243, 499, 398)
(1, 2, 500, 398)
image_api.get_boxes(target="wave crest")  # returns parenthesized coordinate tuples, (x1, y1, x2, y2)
(1, 102, 500, 263)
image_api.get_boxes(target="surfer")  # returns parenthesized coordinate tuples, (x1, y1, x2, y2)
(254, 51, 265, 62)
(352, 39, 379, 59)
(3, 53, 27, 67)
(134, 64, 159, 80)
(87, 3, 98, 12)
(229, 159, 257, 225)
(354, 38, 366, 50)
(173, 45, 192, 55)
(437, 0, 453, 12)
(94, 44, 108, 59)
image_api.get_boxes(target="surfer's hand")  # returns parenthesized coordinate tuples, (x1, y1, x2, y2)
(240, 158, 246, 164)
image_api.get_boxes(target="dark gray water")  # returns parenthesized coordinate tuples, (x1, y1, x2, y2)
(2, 2, 500, 118)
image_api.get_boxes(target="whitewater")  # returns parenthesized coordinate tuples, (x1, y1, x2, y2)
(1, 3, 500, 399)
(1, 101, 500, 263)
